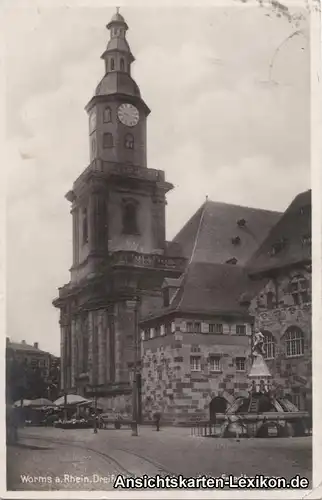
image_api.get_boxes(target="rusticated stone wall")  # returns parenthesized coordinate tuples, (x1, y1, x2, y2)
(141, 318, 252, 424)
(249, 269, 312, 411)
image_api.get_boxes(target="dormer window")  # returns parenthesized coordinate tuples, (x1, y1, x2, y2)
(122, 200, 139, 235)
(231, 236, 241, 245)
(270, 238, 287, 256)
(103, 107, 112, 123)
(125, 133, 134, 149)
(226, 257, 238, 265)
(237, 218, 246, 227)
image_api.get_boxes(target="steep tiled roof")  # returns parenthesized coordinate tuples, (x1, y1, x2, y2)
(142, 262, 267, 322)
(247, 190, 311, 275)
(173, 262, 266, 315)
(173, 200, 281, 266)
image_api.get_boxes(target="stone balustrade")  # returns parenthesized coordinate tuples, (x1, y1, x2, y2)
(109, 251, 186, 271)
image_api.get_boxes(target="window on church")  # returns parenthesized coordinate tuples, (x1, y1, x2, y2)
(111, 58, 115, 70)
(120, 58, 125, 71)
(125, 133, 134, 149)
(82, 208, 88, 244)
(190, 356, 201, 372)
(289, 275, 310, 305)
(103, 132, 113, 148)
(263, 331, 276, 360)
(122, 201, 139, 235)
(103, 107, 112, 123)
(285, 327, 304, 357)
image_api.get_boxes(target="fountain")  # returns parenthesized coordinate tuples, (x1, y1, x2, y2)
(192, 331, 310, 438)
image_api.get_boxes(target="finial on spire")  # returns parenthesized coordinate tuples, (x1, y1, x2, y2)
(116, 6, 120, 14)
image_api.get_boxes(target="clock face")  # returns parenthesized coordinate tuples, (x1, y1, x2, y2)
(89, 110, 97, 133)
(117, 103, 139, 127)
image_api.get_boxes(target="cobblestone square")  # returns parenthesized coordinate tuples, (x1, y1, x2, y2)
(7, 427, 312, 492)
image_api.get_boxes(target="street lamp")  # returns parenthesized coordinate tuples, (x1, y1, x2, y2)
(130, 296, 140, 437)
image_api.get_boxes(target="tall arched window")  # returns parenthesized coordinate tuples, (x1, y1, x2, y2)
(103, 107, 111, 123)
(284, 327, 304, 357)
(263, 331, 276, 360)
(266, 291, 274, 310)
(120, 58, 125, 71)
(111, 58, 115, 71)
(125, 133, 134, 149)
(122, 200, 139, 235)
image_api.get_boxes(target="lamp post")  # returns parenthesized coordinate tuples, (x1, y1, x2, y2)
(131, 296, 140, 437)
(93, 395, 98, 434)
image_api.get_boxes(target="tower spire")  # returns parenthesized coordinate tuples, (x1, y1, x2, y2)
(101, 8, 134, 75)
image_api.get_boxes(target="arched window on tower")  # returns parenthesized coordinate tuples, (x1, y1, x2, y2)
(262, 331, 276, 360)
(103, 132, 113, 148)
(111, 58, 115, 71)
(284, 327, 304, 357)
(103, 107, 112, 123)
(120, 58, 125, 72)
(122, 200, 139, 235)
(125, 133, 134, 149)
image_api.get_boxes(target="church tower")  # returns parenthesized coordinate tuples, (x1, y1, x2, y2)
(53, 9, 185, 411)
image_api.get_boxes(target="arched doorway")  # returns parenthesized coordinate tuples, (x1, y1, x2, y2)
(209, 396, 227, 422)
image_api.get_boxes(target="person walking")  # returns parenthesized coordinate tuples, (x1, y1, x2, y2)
(153, 410, 161, 431)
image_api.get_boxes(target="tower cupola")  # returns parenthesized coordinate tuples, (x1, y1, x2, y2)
(101, 7, 134, 75)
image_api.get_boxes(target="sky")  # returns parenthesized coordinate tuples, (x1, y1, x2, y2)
(4, 1, 311, 355)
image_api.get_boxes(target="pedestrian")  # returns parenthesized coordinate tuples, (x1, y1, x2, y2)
(153, 411, 161, 431)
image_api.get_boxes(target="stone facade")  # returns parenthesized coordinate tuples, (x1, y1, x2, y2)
(54, 11, 185, 410)
(141, 318, 252, 423)
(249, 268, 311, 412)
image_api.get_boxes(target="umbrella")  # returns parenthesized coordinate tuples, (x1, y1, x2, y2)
(13, 399, 32, 408)
(29, 398, 55, 407)
(54, 395, 92, 406)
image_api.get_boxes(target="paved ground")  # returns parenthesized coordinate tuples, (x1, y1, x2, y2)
(6, 426, 312, 491)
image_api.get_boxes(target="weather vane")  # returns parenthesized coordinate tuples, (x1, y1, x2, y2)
(116, 6, 120, 14)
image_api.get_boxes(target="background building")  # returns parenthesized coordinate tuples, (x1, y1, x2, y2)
(6, 339, 60, 403)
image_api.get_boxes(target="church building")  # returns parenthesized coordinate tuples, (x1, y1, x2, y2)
(53, 10, 186, 414)
(53, 10, 311, 423)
